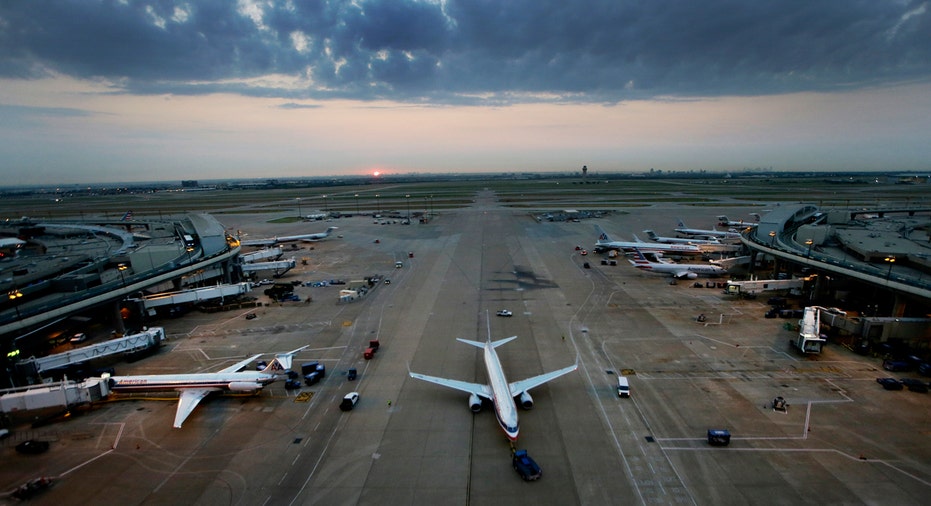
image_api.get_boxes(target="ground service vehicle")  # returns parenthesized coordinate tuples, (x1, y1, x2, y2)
(363, 348, 375, 360)
(513, 450, 542, 481)
(707, 429, 731, 446)
(616, 376, 630, 397)
(496, 309, 512, 317)
(347, 368, 357, 381)
(340, 392, 360, 411)
(301, 361, 325, 377)
(284, 379, 302, 390)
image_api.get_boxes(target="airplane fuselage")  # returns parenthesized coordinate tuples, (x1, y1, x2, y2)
(595, 240, 702, 255)
(109, 372, 276, 393)
(483, 342, 520, 441)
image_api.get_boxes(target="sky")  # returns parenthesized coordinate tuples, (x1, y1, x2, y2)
(1, 0, 930, 185)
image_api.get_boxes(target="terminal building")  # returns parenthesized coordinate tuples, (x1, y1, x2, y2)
(1, 214, 243, 387)
(742, 203, 931, 352)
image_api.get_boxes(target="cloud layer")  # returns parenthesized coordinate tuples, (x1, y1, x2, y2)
(3, 0, 929, 104)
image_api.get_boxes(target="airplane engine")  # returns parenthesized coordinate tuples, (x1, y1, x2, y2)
(468, 394, 482, 413)
(228, 382, 260, 392)
(519, 391, 534, 410)
(679, 272, 698, 280)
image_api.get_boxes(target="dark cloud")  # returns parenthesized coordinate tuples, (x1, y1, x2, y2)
(1, 0, 929, 104)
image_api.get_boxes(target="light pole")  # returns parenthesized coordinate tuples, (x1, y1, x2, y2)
(805, 239, 813, 258)
(376, 194, 380, 216)
(405, 194, 411, 220)
(296, 198, 302, 219)
(354, 194, 360, 215)
(885, 256, 896, 280)
(8, 290, 22, 320)
(118, 263, 128, 288)
(769, 231, 776, 247)
(322, 195, 328, 216)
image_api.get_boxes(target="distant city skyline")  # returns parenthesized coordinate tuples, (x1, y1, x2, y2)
(1, 1, 930, 185)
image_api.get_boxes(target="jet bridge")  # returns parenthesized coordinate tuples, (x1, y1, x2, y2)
(240, 258, 296, 276)
(0, 377, 111, 417)
(133, 283, 253, 310)
(15, 328, 165, 379)
(241, 247, 283, 263)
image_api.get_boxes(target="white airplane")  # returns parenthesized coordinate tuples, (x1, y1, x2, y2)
(642, 229, 722, 245)
(628, 248, 727, 279)
(674, 219, 742, 240)
(408, 323, 577, 442)
(109, 345, 307, 428)
(594, 225, 702, 256)
(642, 230, 742, 254)
(716, 214, 760, 228)
(240, 227, 337, 247)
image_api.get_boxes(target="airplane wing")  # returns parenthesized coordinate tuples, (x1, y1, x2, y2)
(219, 354, 263, 374)
(408, 371, 493, 400)
(173, 388, 218, 428)
(508, 363, 578, 396)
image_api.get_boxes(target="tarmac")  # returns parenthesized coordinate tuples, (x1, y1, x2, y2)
(1, 191, 929, 505)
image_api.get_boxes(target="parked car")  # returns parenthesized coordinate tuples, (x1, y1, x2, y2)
(918, 362, 931, 377)
(347, 368, 358, 381)
(339, 392, 360, 411)
(496, 310, 513, 317)
(883, 359, 912, 372)
(512, 449, 542, 481)
(876, 377, 903, 390)
(15, 440, 50, 455)
(900, 378, 929, 393)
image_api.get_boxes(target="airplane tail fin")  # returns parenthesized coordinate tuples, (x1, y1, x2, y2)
(643, 230, 658, 241)
(325, 227, 337, 234)
(262, 345, 309, 374)
(120, 210, 133, 221)
(629, 248, 651, 265)
(676, 218, 687, 228)
(631, 233, 643, 243)
(457, 336, 517, 349)
(594, 224, 612, 243)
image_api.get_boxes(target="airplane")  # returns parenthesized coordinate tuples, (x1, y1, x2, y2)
(642, 230, 743, 254)
(240, 226, 337, 247)
(594, 225, 702, 256)
(108, 345, 308, 428)
(408, 320, 577, 441)
(627, 248, 727, 279)
(642, 229, 722, 245)
(716, 214, 760, 228)
(120, 210, 133, 221)
(674, 219, 742, 240)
